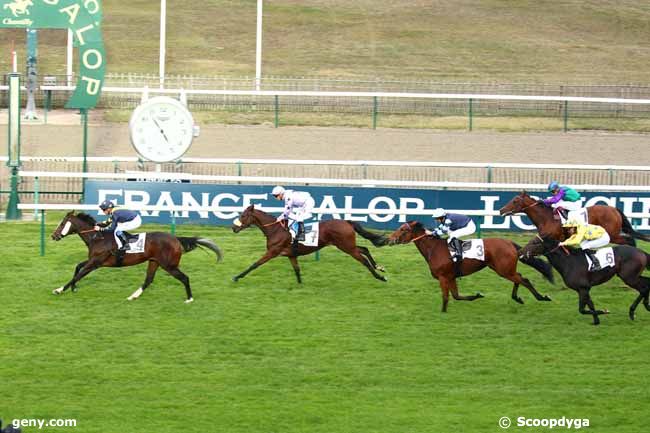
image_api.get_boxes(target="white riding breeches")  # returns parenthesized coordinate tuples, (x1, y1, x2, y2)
(447, 220, 476, 242)
(580, 232, 610, 250)
(552, 200, 582, 211)
(114, 215, 142, 248)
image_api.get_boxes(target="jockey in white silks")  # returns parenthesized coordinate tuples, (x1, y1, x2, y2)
(271, 186, 315, 245)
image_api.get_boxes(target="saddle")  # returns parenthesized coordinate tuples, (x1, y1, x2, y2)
(553, 207, 569, 221)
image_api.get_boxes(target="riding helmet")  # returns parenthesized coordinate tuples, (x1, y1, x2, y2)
(431, 208, 446, 218)
(271, 185, 285, 196)
(548, 181, 559, 192)
(99, 200, 115, 211)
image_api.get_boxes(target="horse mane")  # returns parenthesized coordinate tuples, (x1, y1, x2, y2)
(76, 212, 97, 225)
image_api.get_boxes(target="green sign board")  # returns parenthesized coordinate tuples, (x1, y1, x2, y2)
(1, 0, 105, 108)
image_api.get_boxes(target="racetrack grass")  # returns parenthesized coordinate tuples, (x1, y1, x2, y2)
(3, 0, 650, 83)
(2, 215, 650, 433)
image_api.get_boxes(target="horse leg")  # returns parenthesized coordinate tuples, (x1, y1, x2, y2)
(336, 245, 387, 282)
(128, 260, 159, 301)
(53, 259, 102, 295)
(162, 265, 193, 303)
(440, 276, 484, 311)
(70, 260, 89, 293)
(516, 274, 552, 302)
(510, 282, 524, 304)
(358, 245, 385, 273)
(577, 288, 607, 325)
(610, 233, 635, 246)
(232, 251, 277, 282)
(288, 256, 302, 284)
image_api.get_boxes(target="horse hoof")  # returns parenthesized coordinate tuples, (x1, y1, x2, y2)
(380, 276, 388, 282)
(71, 287, 78, 293)
(232, 276, 239, 283)
(52, 287, 64, 295)
(184, 297, 194, 304)
(476, 292, 485, 298)
(603, 309, 610, 314)
(127, 287, 143, 301)
(542, 295, 552, 301)
(514, 297, 524, 305)
(629, 311, 635, 321)
(376, 265, 386, 273)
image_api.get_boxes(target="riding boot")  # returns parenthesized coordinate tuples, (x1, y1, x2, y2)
(117, 232, 130, 252)
(297, 222, 305, 241)
(585, 249, 601, 271)
(450, 238, 463, 261)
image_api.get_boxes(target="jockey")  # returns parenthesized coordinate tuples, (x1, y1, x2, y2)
(559, 219, 610, 271)
(94, 200, 142, 253)
(271, 186, 315, 245)
(543, 181, 582, 220)
(426, 208, 476, 272)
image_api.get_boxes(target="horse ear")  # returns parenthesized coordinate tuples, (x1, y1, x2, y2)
(521, 190, 527, 196)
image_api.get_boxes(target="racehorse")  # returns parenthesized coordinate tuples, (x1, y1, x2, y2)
(51, 211, 223, 303)
(231, 205, 387, 283)
(520, 235, 650, 325)
(499, 191, 650, 246)
(385, 221, 554, 312)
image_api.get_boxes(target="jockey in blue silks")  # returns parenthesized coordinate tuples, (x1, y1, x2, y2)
(94, 200, 142, 253)
(426, 208, 476, 275)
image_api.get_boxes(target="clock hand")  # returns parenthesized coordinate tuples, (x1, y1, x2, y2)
(152, 118, 169, 143)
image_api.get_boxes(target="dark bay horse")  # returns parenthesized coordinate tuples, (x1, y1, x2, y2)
(385, 221, 553, 312)
(520, 235, 650, 325)
(499, 191, 650, 246)
(51, 211, 223, 303)
(231, 205, 387, 283)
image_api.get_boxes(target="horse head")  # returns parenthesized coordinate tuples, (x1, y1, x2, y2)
(231, 205, 256, 233)
(52, 211, 97, 241)
(385, 221, 428, 245)
(499, 191, 537, 216)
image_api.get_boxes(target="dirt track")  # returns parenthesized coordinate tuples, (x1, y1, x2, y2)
(1, 110, 649, 165)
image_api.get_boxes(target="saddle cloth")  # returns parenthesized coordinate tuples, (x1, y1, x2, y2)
(448, 239, 486, 261)
(125, 233, 147, 254)
(298, 222, 319, 247)
(585, 247, 615, 271)
(559, 208, 589, 225)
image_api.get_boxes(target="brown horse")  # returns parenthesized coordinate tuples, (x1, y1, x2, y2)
(499, 191, 650, 246)
(231, 205, 387, 283)
(385, 221, 553, 312)
(51, 211, 223, 303)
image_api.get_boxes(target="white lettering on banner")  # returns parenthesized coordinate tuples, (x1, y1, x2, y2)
(399, 197, 425, 223)
(60, 4, 81, 24)
(481, 196, 511, 229)
(368, 197, 397, 223)
(637, 198, 650, 230)
(319, 196, 342, 220)
(344, 196, 368, 222)
(242, 194, 268, 210)
(585, 196, 616, 207)
(81, 76, 102, 95)
(212, 193, 239, 219)
(182, 192, 210, 218)
(152, 192, 176, 217)
(125, 190, 151, 216)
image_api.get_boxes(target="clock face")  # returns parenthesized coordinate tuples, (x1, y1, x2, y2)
(129, 96, 195, 163)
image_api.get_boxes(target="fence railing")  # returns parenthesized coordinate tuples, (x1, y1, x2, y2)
(3, 157, 650, 207)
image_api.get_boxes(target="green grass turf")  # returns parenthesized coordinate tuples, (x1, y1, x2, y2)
(2, 1, 650, 83)
(1, 215, 649, 433)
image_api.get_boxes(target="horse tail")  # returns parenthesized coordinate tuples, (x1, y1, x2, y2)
(616, 208, 650, 243)
(511, 241, 555, 284)
(349, 222, 387, 247)
(178, 237, 224, 262)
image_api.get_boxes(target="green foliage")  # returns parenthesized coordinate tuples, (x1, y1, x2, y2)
(1, 217, 649, 432)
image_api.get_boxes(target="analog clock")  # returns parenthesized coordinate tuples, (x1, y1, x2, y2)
(129, 96, 195, 163)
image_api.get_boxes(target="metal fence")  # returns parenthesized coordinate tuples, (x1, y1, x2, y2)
(3, 157, 650, 207)
(4, 74, 650, 119)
